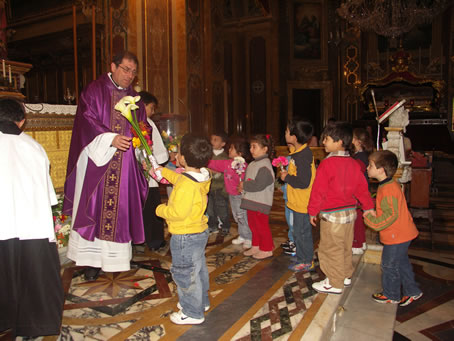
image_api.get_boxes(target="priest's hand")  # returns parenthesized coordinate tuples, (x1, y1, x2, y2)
(112, 135, 132, 151)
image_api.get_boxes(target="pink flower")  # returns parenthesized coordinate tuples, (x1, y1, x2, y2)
(54, 224, 62, 233)
(272, 156, 289, 171)
(272, 156, 289, 168)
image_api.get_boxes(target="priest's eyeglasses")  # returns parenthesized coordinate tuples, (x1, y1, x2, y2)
(118, 64, 137, 76)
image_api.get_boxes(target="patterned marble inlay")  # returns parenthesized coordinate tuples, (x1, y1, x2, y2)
(232, 263, 322, 341)
(63, 259, 173, 317)
(60, 321, 136, 340)
(127, 325, 165, 340)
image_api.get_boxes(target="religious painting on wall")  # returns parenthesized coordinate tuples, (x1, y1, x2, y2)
(293, 1, 321, 59)
(291, 0, 327, 65)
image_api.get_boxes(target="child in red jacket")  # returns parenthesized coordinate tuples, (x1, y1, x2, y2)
(308, 122, 374, 294)
(364, 150, 423, 306)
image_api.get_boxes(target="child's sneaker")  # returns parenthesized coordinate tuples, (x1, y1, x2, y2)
(288, 261, 314, 272)
(344, 277, 352, 287)
(170, 310, 204, 324)
(352, 247, 364, 255)
(312, 278, 342, 294)
(232, 236, 245, 245)
(282, 242, 296, 255)
(285, 250, 296, 256)
(399, 292, 423, 307)
(371, 293, 399, 304)
(362, 242, 367, 250)
(280, 239, 291, 248)
(242, 240, 252, 249)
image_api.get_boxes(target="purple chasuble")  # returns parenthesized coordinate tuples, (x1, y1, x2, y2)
(63, 73, 148, 243)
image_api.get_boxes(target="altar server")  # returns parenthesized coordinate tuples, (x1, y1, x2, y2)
(0, 98, 64, 338)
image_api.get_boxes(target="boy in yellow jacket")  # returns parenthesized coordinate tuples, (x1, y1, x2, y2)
(154, 134, 212, 325)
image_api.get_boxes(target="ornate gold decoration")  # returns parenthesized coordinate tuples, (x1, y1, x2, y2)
(360, 49, 445, 112)
(337, 0, 448, 38)
(24, 113, 75, 131)
(343, 45, 360, 86)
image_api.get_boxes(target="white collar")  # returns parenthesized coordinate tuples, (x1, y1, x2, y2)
(108, 72, 125, 90)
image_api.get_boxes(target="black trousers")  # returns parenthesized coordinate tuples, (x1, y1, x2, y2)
(0, 238, 64, 337)
(207, 189, 231, 232)
(143, 187, 165, 249)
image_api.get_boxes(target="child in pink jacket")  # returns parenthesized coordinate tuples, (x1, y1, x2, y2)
(208, 137, 252, 247)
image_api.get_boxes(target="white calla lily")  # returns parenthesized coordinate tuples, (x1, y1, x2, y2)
(115, 96, 141, 123)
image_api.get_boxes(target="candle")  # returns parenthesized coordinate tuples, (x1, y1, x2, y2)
(8, 65, 11, 83)
(2, 59, 5, 78)
(418, 47, 421, 74)
(441, 44, 443, 75)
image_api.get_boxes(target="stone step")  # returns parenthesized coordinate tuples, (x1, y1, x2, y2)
(329, 262, 397, 341)
(301, 249, 398, 340)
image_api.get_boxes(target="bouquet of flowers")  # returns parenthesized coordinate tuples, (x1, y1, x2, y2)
(231, 156, 246, 178)
(272, 156, 289, 172)
(132, 121, 154, 180)
(52, 195, 71, 249)
(115, 95, 163, 182)
(161, 130, 181, 153)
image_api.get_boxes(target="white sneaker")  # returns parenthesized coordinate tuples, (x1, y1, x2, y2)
(312, 278, 343, 294)
(352, 247, 364, 255)
(344, 277, 352, 287)
(242, 240, 252, 249)
(232, 236, 246, 245)
(362, 242, 367, 250)
(177, 302, 210, 312)
(170, 310, 204, 325)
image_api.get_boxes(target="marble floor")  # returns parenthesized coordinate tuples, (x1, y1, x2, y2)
(2, 158, 454, 341)
(393, 159, 454, 340)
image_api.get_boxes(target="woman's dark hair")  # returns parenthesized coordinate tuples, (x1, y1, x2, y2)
(230, 136, 252, 163)
(353, 128, 374, 154)
(250, 134, 275, 159)
(138, 91, 158, 106)
(287, 117, 314, 144)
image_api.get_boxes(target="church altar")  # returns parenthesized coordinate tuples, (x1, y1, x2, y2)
(23, 103, 76, 192)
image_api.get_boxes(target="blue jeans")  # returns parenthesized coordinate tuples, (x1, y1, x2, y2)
(381, 240, 421, 301)
(285, 205, 294, 242)
(292, 211, 313, 264)
(282, 185, 294, 242)
(229, 195, 251, 241)
(170, 229, 210, 319)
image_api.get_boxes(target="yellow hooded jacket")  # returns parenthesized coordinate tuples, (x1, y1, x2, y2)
(156, 167, 211, 234)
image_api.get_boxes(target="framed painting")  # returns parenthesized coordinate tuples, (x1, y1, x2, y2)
(291, 0, 327, 65)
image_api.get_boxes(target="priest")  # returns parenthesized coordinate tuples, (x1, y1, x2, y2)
(63, 51, 148, 281)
